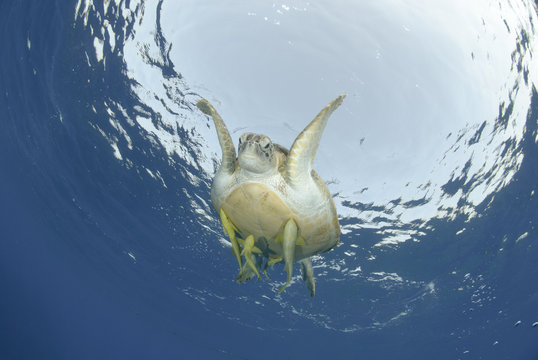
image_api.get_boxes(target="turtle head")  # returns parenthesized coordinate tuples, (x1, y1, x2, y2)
(237, 133, 277, 174)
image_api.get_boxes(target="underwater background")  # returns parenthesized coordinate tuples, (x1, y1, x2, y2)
(1, 0, 538, 359)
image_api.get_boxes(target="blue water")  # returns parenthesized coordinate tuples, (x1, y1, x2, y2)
(1, 1, 538, 359)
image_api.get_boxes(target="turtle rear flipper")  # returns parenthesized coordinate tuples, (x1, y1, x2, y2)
(279, 218, 299, 293)
(300, 257, 316, 298)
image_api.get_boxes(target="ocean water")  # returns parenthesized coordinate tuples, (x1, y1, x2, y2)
(1, 0, 537, 359)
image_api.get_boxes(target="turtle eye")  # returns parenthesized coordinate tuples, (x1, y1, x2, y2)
(260, 137, 271, 149)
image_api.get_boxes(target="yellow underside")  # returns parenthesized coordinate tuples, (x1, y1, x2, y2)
(220, 183, 338, 255)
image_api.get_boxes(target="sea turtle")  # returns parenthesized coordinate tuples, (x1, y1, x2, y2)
(196, 95, 345, 297)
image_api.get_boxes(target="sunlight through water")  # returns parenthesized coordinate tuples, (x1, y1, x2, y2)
(74, 0, 538, 333)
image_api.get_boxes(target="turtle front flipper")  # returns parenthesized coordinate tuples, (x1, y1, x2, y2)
(286, 95, 345, 188)
(279, 218, 298, 293)
(219, 208, 243, 273)
(300, 257, 316, 298)
(241, 235, 262, 280)
(196, 99, 236, 175)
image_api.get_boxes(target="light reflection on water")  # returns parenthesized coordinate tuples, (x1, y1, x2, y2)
(75, 0, 537, 332)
